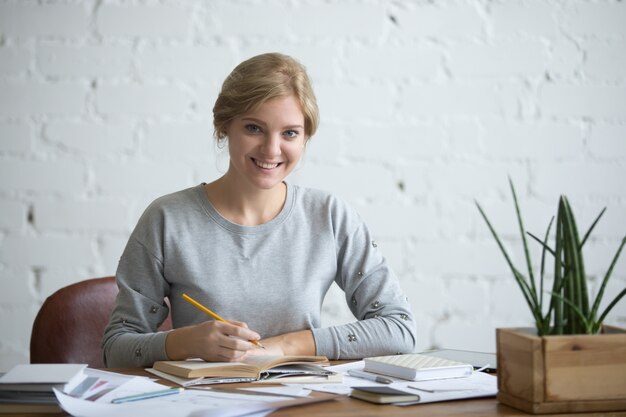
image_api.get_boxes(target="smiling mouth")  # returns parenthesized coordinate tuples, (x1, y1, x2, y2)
(252, 158, 281, 169)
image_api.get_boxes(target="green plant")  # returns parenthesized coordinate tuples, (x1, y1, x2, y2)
(475, 178, 626, 336)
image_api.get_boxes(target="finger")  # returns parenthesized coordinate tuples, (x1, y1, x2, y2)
(227, 319, 249, 329)
(215, 348, 247, 362)
(217, 321, 261, 342)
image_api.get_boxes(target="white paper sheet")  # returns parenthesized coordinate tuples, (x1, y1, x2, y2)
(301, 360, 497, 403)
(54, 376, 313, 417)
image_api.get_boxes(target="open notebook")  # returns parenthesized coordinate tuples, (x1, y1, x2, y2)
(152, 355, 332, 382)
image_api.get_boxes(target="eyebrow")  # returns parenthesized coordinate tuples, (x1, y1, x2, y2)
(241, 117, 304, 130)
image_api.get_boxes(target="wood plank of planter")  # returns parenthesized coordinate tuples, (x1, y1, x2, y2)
(543, 332, 626, 401)
(497, 328, 544, 403)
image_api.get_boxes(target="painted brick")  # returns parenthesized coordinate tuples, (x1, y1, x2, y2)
(403, 276, 447, 318)
(0, 349, 29, 372)
(0, 269, 33, 306)
(38, 45, 133, 77)
(44, 121, 134, 156)
(583, 41, 626, 81)
(34, 200, 129, 232)
(574, 203, 626, 240)
(137, 46, 234, 81)
(97, 4, 190, 38)
(446, 278, 489, 316)
(303, 122, 346, 164)
(342, 124, 448, 161)
(344, 45, 441, 79)
(192, 83, 222, 118)
(433, 319, 496, 352)
(588, 124, 626, 159)
(412, 318, 435, 352)
(0, 307, 37, 361)
(0, 47, 30, 75)
(448, 41, 547, 78)
(490, 2, 558, 37)
(37, 268, 94, 298)
(482, 121, 583, 159)
(411, 241, 515, 276)
(419, 162, 527, 198)
(315, 82, 395, 122)
(0, 201, 27, 231)
(91, 161, 193, 195)
(397, 3, 484, 38)
(0, 4, 89, 37)
(288, 4, 385, 38)
(99, 235, 129, 275)
(448, 121, 482, 157)
(292, 163, 396, 202)
(399, 82, 521, 118)
(582, 241, 626, 279)
(540, 84, 626, 119)
(563, 2, 626, 37)
(547, 39, 584, 77)
(143, 122, 212, 162)
(321, 282, 357, 328)
(377, 240, 407, 275)
(0, 236, 95, 268)
(490, 277, 536, 322)
(531, 162, 626, 198)
(0, 81, 86, 116)
(202, 2, 289, 37)
(205, 3, 384, 38)
(96, 83, 191, 116)
(358, 203, 439, 239)
(0, 159, 86, 193)
(474, 198, 562, 240)
(0, 123, 31, 153)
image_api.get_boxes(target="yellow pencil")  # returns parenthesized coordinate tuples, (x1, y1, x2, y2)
(182, 293, 265, 349)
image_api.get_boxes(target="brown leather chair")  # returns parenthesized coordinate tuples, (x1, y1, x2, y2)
(30, 276, 172, 368)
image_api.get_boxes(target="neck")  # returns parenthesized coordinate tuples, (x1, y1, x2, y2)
(204, 176, 287, 226)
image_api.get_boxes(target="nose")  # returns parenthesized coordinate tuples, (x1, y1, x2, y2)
(260, 133, 281, 157)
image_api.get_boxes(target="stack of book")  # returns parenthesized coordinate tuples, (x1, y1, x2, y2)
(363, 353, 474, 381)
(0, 363, 87, 414)
(147, 355, 341, 387)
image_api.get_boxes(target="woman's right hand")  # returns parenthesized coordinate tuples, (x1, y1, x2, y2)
(165, 319, 263, 362)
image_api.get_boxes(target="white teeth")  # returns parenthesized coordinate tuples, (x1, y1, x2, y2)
(254, 159, 279, 169)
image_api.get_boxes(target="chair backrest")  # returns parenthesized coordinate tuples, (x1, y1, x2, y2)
(30, 276, 172, 368)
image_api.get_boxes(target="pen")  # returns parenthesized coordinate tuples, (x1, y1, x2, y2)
(347, 369, 394, 384)
(182, 293, 265, 349)
(111, 387, 183, 404)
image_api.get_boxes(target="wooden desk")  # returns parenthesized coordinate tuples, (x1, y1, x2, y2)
(20, 368, 626, 417)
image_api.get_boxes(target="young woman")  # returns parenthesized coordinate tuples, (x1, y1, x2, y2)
(103, 53, 417, 367)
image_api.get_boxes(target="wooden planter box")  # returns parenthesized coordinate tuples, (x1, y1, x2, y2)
(496, 326, 626, 414)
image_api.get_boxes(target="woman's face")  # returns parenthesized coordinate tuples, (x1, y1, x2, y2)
(225, 95, 306, 191)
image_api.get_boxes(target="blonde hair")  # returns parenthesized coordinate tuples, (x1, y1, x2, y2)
(213, 53, 319, 141)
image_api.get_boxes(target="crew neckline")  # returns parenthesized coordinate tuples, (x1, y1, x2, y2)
(194, 182, 296, 235)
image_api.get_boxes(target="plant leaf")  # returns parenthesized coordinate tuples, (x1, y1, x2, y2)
(509, 177, 539, 303)
(580, 207, 606, 249)
(550, 292, 593, 333)
(538, 217, 554, 312)
(595, 287, 626, 332)
(590, 236, 626, 322)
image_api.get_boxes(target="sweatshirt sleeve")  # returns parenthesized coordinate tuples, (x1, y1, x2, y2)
(311, 214, 417, 360)
(102, 209, 172, 368)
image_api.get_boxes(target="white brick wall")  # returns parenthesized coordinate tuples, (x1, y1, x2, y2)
(0, 0, 624, 371)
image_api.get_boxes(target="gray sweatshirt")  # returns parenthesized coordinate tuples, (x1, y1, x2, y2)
(102, 183, 417, 367)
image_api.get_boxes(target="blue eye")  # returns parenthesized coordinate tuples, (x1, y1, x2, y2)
(284, 130, 299, 139)
(245, 124, 262, 133)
